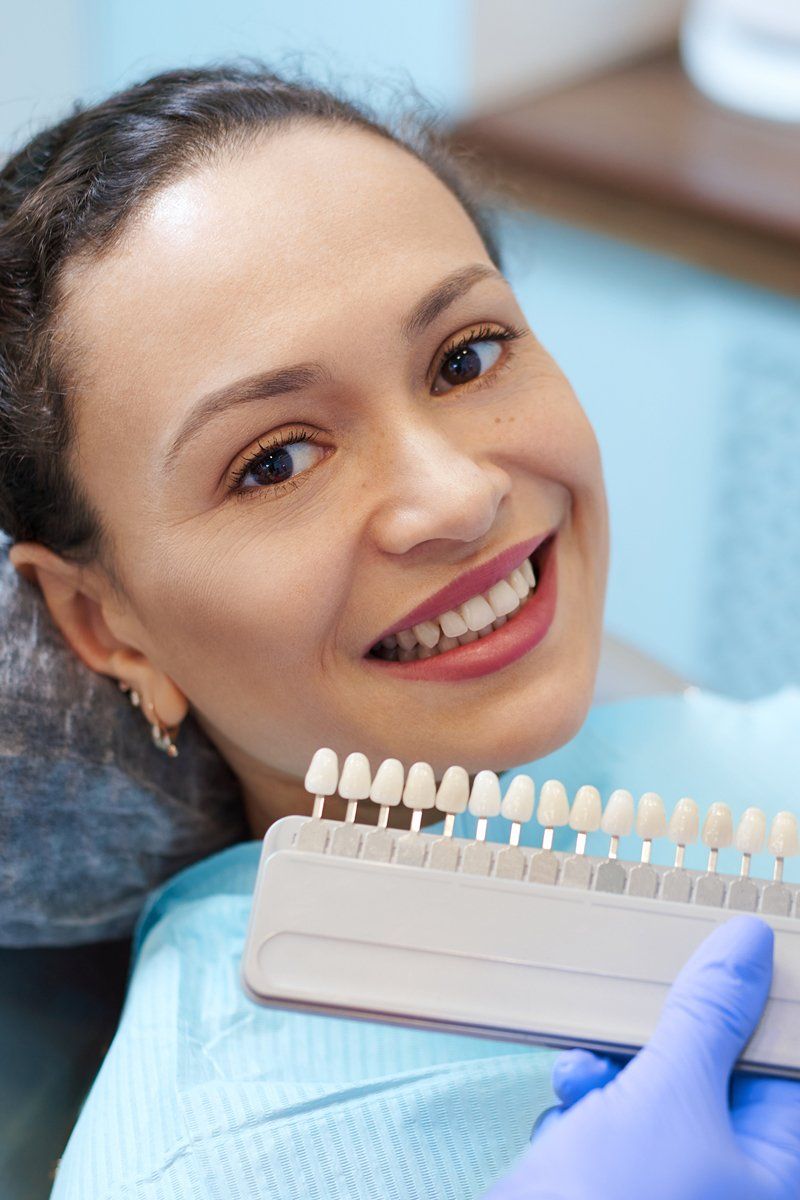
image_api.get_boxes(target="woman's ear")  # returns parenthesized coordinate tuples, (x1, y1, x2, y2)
(8, 540, 188, 728)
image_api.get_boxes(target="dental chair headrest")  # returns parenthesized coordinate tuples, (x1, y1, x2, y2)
(0, 533, 247, 947)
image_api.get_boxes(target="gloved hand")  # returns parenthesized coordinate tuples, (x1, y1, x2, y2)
(483, 914, 800, 1200)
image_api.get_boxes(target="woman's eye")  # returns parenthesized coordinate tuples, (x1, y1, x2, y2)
(230, 433, 325, 497)
(432, 334, 507, 395)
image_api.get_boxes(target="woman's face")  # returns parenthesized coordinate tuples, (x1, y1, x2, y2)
(49, 123, 609, 822)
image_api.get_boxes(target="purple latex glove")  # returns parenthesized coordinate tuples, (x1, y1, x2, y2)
(483, 915, 800, 1200)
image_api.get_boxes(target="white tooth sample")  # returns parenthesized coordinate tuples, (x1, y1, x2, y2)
(520, 557, 536, 587)
(403, 761, 436, 832)
(487, 579, 520, 618)
(636, 792, 667, 838)
(438, 635, 459, 651)
(370, 758, 404, 807)
(702, 803, 733, 847)
(735, 806, 767, 857)
(304, 747, 339, 819)
(440, 609, 468, 637)
(508, 568, 530, 600)
(601, 789, 634, 836)
(600, 788, 633, 858)
(501, 775, 535, 824)
(537, 780, 570, 849)
(458, 630, 479, 645)
(460, 594, 496, 632)
(669, 797, 699, 845)
(768, 811, 799, 857)
(396, 628, 418, 651)
(469, 770, 502, 841)
(304, 747, 339, 796)
(570, 786, 602, 854)
(412, 619, 440, 648)
(668, 796, 699, 867)
(570, 785, 602, 831)
(338, 751, 372, 823)
(702, 802, 733, 873)
(768, 811, 799, 881)
(436, 765, 470, 814)
(635, 791, 667, 863)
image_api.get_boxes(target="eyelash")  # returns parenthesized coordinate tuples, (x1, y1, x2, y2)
(227, 321, 529, 502)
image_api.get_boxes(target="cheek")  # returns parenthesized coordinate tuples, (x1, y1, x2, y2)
(132, 526, 349, 708)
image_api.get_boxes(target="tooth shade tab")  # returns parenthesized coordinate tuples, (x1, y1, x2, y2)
(369, 758, 405, 807)
(460, 595, 496, 633)
(569, 786, 602, 833)
(537, 780, 570, 828)
(702, 803, 734, 849)
(304, 748, 339, 796)
(486, 579, 520, 618)
(402, 762, 436, 811)
(769, 811, 799, 858)
(435, 765, 470, 815)
(337, 752, 372, 800)
(501, 775, 535, 825)
(440, 609, 468, 638)
(735, 807, 767, 856)
(468, 770, 502, 819)
(600, 789, 634, 838)
(668, 797, 699, 845)
(635, 792, 667, 840)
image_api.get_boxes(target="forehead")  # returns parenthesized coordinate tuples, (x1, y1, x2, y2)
(59, 125, 489, 403)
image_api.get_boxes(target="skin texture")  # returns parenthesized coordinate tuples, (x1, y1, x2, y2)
(10, 124, 610, 836)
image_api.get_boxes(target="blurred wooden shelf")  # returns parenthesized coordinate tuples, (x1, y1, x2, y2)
(448, 50, 800, 297)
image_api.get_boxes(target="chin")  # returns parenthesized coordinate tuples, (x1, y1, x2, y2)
(384, 649, 598, 781)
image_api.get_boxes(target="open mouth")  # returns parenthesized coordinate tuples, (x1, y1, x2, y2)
(366, 533, 556, 664)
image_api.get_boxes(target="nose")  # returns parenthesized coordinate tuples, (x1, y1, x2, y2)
(365, 421, 512, 557)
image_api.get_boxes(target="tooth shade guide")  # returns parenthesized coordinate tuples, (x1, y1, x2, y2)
(701, 802, 733, 874)
(601, 789, 634, 861)
(635, 792, 667, 865)
(569, 785, 602, 856)
(501, 775, 535, 847)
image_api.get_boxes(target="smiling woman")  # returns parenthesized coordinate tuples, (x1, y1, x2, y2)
(0, 59, 609, 1198)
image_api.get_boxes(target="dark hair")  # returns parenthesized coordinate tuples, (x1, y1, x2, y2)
(0, 57, 503, 589)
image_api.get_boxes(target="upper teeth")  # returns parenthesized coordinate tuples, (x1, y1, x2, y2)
(382, 555, 537, 657)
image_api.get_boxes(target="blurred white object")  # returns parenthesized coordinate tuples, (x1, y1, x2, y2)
(471, 0, 684, 112)
(681, 0, 800, 122)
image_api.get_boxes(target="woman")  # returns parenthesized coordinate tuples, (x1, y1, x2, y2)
(1, 61, 798, 1199)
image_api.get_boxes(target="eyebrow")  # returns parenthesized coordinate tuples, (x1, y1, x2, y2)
(161, 262, 506, 476)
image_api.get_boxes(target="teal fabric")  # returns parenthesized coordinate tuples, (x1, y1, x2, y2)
(50, 686, 800, 1199)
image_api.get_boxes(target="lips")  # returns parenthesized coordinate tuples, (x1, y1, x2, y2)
(365, 529, 559, 680)
(365, 527, 558, 655)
